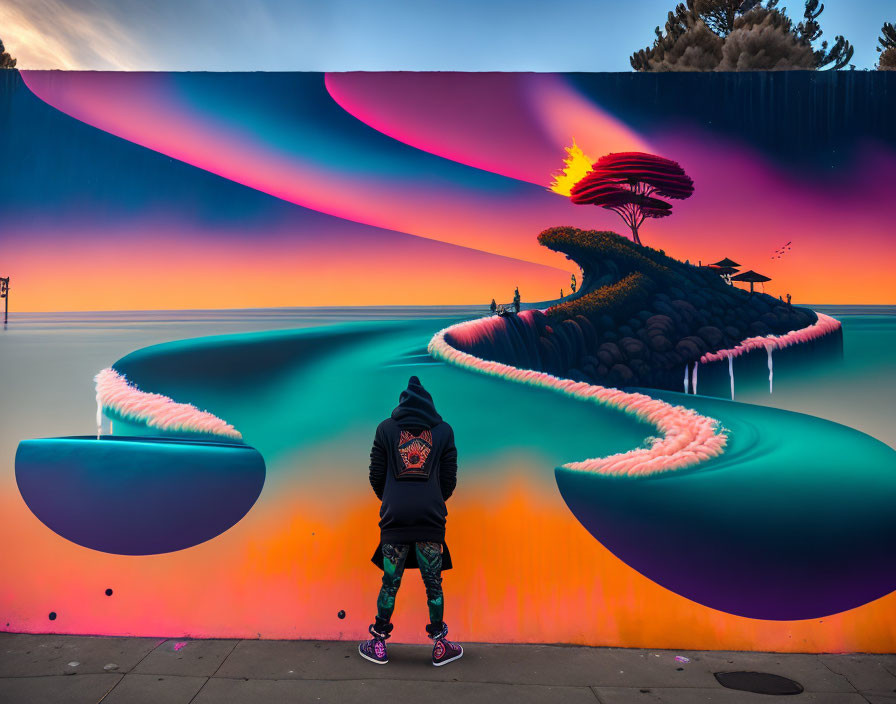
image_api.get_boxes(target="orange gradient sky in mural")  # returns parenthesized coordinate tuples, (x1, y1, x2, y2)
(6, 227, 573, 312)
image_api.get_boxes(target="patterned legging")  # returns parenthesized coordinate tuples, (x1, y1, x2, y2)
(376, 542, 443, 631)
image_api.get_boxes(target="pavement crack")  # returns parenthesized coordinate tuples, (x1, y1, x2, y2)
(188, 639, 240, 704)
(589, 685, 607, 703)
(816, 654, 861, 694)
(94, 637, 163, 703)
(92, 673, 124, 704)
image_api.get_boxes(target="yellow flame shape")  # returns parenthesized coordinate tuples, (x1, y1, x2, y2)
(548, 139, 593, 196)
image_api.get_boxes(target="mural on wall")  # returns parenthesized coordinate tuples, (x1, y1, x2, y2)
(1, 69, 895, 652)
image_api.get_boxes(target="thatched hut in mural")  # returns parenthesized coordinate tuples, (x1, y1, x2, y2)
(731, 269, 771, 295)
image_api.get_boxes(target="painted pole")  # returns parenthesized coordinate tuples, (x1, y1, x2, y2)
(0, 277, 8, 325)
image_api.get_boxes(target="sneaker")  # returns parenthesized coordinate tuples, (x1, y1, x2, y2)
(358, 624, 389, 665)
(430, 623, 463, 667)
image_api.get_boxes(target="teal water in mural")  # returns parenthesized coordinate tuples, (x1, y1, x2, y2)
(731, 312, 896, 448)
(107, 309, 896, 463)
(557, 388, 896, 620)
(109, 315, 652, 490)
(7, 308, 896, 623)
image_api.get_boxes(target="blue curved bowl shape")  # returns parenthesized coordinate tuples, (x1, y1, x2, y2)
(15, 436, 266, 555)
(554, 393, 896, 621)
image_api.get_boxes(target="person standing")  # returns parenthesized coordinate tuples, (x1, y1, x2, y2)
(359, 376, 463, 667)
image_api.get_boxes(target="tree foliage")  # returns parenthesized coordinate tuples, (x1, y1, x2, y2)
(719, 6, 814, 70)
(878, 22, 896, 71)
(796, 0, 853, 70)
(568, 152, 694, 246)
(636, 16, 723, 72)
(693, 0, 754, 36)
(0, 37, 16, 69)
(631, 0, 852, 71)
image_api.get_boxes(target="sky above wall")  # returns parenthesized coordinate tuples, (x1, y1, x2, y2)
(1, 0, 892, 72)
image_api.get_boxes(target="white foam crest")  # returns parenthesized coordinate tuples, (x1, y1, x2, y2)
(93, 367, 243, 440)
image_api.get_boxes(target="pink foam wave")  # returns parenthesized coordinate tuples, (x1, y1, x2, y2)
(428, 311, 728, 477)
(94, 367, 242, 441)
(699, 312, 842, 363)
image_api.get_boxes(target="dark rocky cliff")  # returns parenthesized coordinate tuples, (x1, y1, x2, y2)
(446, 228, 842, 393)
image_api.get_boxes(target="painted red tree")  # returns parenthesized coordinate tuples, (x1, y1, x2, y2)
(569, 152, 694, 246)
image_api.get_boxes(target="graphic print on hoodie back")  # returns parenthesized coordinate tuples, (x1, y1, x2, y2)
(396, 429, 433, 478)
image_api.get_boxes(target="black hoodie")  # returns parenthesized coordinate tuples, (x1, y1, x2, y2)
(368, 376, 457, 570)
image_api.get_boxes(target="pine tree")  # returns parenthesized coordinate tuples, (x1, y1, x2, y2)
(878, 22, 896, 70)
(630, 0, 852, 71)
(719, 5, 814, 70)
(0, 38, 16, 69)
(796, 0, 854, 70)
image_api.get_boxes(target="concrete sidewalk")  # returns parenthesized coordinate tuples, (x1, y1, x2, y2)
(1, 633, 894, 703)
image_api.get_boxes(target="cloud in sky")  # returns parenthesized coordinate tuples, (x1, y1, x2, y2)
(1, 0, 147, 69)
(1, 0, 891, 71)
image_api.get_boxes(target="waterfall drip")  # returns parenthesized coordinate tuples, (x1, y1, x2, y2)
(767, 345, 774, 394)
(728, 354, 735, 400)
(692, 362, 699, 395)
(683, 364, 690, 394)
